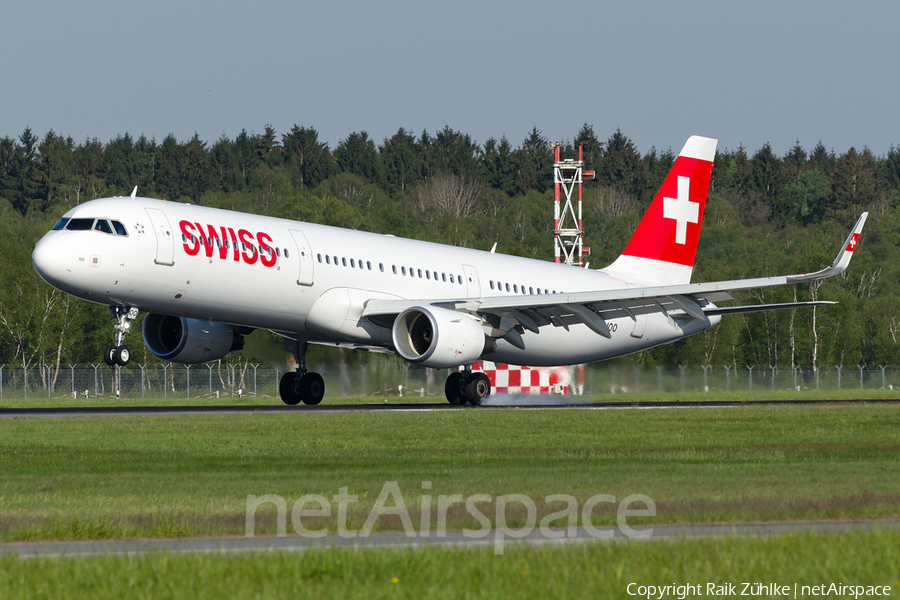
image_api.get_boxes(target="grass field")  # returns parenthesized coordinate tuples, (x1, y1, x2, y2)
(1, 403, 898, 542)
(2, 529, 898, 599)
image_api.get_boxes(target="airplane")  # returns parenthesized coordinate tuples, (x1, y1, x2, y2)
(31, 135, 867, 406)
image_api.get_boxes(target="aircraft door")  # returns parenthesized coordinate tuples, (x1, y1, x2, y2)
(462, 264, 481, 298)
(145, 208, 175, 266)
(289, 229, 315, 286)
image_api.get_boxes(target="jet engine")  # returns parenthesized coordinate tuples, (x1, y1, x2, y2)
(142, 314, 244, 364)
(392, 306, 485, 368)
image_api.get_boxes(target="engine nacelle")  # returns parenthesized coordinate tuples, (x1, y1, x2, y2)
(142, 314, 244, 364)
(392, 306, 485, 368)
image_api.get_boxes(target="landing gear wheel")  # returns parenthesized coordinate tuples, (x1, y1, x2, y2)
(445, 372, 465, 405)
(298, 373, 325, 405)
(464, 372, 491, 406)
(115, 345, 131, 366)
(104, 345, 117, 366)
(279, 372, 301, 406)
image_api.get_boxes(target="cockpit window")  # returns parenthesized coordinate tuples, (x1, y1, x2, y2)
(66, 218, 95, 231)
(52, 218, 70, 230)
(94, 219, 113, 234)
(111, 220, 128, 236)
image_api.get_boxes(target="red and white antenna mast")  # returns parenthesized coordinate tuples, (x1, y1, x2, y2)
(552, 144, 594, 266)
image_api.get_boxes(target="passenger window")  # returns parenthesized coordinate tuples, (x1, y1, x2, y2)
(505, 283, 510, 292)
(490, 281, 495, 290)
(94, 219, 113, 234)
(367, 261, 372, 270)
(392, 265, 397, 274)
(359, 259, 364, 270)
(442, 273, 447, 282)
(426, 271, 431, 280)
(326, 255, 331, 264)
(65, 218, 94, 231)
(459, 275, 463, 285)
(449, 274, 454, 283)
(529, 287, 534, 295)
(52, 218, 70, 230)
(182, 234, 187, 243)
(401, 267, 407, 276)
(111, 220, 128, 236)
(284, 249, 289, 258)
(514, 284, 518, 293)
(342, 258, 347, 267)
(379, 263, 384, 272)
(225, 240, 231, 250)
(417, 269, 422, 278)
(350, 258, 356, 268)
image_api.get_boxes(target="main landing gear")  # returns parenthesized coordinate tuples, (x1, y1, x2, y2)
(445, 367, 491, 406)
(105, 306, 138, 367)
(280, 340, 325, 406)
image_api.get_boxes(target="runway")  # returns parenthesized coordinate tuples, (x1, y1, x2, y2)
(0, 397, 897, 418)
(2, 518, 897, 558)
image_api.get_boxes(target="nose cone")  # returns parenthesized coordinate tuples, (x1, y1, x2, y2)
(32, 233, 72, 290)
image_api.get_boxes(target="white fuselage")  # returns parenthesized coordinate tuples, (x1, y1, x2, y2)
(33, 197, 717, 366)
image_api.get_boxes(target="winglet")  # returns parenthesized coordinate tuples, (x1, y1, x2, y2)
(130, 186, 138, 199)
(787, 212, 868, 283)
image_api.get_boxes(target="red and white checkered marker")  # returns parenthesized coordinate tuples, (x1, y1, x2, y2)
(465, 361, 570, 395)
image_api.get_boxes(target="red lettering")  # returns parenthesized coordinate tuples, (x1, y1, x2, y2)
(205, 224, 228, 260)
(194, 222, 210, 258)
(219, 226, 230, 259)
(228, 228, 240, 261)
(239, 229, 258, 265)
(181, 222, 279, 269)
(258, 232, 276, 267)
(180, 220, 199, 256)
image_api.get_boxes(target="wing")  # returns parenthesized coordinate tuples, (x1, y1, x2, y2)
(362, 213, 867, 347)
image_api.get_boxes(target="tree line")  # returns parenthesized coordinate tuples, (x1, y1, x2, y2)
(0, 123, 898, 373)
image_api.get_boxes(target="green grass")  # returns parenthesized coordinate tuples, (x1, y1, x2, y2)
(2, 529, 899, 599)
(2, 387, 898, 408)
(1, 404, 899, 542)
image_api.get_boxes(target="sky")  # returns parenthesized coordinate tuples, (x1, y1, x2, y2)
(2, 0, 898, 157)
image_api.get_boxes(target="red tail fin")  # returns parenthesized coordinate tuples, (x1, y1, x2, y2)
(605, 136, 717, 285)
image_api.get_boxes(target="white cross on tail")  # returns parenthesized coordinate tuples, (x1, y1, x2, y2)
(663, 176, 699, 245)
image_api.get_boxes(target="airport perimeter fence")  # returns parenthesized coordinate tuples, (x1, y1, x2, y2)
(1, 363, 900, 401)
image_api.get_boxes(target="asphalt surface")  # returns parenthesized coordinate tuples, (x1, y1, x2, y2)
(0, 398, 898, 418)
(2, 519, 898, 558)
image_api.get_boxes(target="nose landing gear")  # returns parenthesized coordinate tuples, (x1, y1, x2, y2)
(105, 306, 138, 367)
